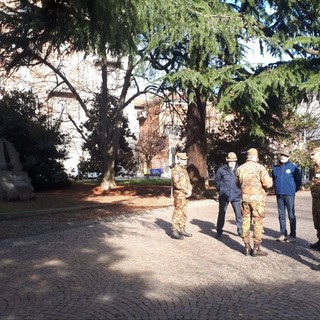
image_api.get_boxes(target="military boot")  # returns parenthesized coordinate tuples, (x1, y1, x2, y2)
(171, 230, 184, 240)
(251, 244, 268, 257)
(243, 243, 252, 256)
(179, 228, 192, 237)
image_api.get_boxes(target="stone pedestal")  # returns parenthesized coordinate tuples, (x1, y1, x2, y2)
(0, 139, 34, 200)
(0, 171, 35, 200)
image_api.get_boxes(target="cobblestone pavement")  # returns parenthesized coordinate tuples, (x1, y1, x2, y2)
(1, 191, 320, 320)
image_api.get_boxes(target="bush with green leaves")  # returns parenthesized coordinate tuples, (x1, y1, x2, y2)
(0, 90, 71, 190)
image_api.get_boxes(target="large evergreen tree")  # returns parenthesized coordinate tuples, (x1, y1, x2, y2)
(143, 0, 320, 193)
(1, 0, 319, 193)
(0, 0, 154, 190)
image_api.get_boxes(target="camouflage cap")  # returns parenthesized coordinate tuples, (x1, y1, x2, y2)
(310, 147, 320, 155)
(247, 148, 258, 158)
(176, 152, 188, 160)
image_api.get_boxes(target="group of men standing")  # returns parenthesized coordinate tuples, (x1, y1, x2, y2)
(216, 148, 274, 256)
(170, 147, 320, 258)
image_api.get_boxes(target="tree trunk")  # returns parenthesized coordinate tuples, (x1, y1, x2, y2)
(146, 159, 152, 178)
(186, 89, 208, 195)
(100, 145, 117, 190)
(98, 58, 114, 190)
(99, 55, 135, 191)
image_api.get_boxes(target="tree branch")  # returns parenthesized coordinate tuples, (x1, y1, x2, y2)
(67, 114, 88, 142)
(32, 52, 90, 117)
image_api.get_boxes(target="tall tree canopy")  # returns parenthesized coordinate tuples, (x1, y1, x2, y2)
(142, 0, 320, 192)
(0, 0, 153, 190)
(1, 0, 319, 192)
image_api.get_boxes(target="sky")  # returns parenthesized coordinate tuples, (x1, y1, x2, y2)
(243, 39, 289, 66)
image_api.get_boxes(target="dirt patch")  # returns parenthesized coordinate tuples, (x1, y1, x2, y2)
(0, 184, 174, 240)
(0, 183, 217, 240)
(0, 184, 173, 213)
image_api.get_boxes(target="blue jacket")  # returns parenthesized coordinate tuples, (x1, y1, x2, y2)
(215, 164, 241, 202)
(272, 161, 302, 196)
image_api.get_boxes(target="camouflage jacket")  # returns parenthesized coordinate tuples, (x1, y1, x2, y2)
(172, 164, 192, 196)
(311, 163, 320, 198)
(236, 160, 273, 202)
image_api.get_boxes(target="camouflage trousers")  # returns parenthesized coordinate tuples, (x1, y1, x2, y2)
(171, 193, 188, 231)
(312, 197, 320, 238)
(241, 201, 266, 245)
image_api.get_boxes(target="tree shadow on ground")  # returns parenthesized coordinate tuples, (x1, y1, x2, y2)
(0, 199, 173, 240)
(262, 226, 320, 270)
(1, 209, 320, 320)
(190, 216, 320, 268)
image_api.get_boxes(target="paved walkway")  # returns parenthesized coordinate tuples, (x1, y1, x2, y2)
(0, 191, 320, 320)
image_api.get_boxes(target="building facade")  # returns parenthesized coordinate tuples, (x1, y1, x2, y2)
(133, 95, 221, 178)
(0, 51, 138, 178)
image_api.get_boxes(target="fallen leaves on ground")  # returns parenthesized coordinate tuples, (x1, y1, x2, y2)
(0, 184, 173, 240)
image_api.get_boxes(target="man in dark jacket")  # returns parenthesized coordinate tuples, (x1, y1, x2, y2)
(215, 152, 242, 238)
(272, 148, 302, 243)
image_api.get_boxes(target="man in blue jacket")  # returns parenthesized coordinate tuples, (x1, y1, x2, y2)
(215, 152, 242, 238)
(272, 148, 302, 243)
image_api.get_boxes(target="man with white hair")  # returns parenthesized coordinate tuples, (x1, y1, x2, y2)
(272, 147, 302, 243)
(236, 148, 273, 257)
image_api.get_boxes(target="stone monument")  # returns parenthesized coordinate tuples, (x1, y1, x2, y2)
(0, 138, 35, 200)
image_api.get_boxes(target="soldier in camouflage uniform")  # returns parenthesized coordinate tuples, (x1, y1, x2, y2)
(236, 148, 273, 256)
(310, 147, 320, 250)
(171, 152, 193, 240)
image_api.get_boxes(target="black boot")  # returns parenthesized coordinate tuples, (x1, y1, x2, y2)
(215, 231, 222, 239)
(251, 244, 268, 257)
(179, 228, 192, 237)
(310, 240, 320, 249)
(171, 230, 184, 240)
(244, 243, 252, 256)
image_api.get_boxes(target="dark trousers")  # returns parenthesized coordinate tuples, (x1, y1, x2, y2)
(217, 198, 242, 233)
(277, 195, 296, 238)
